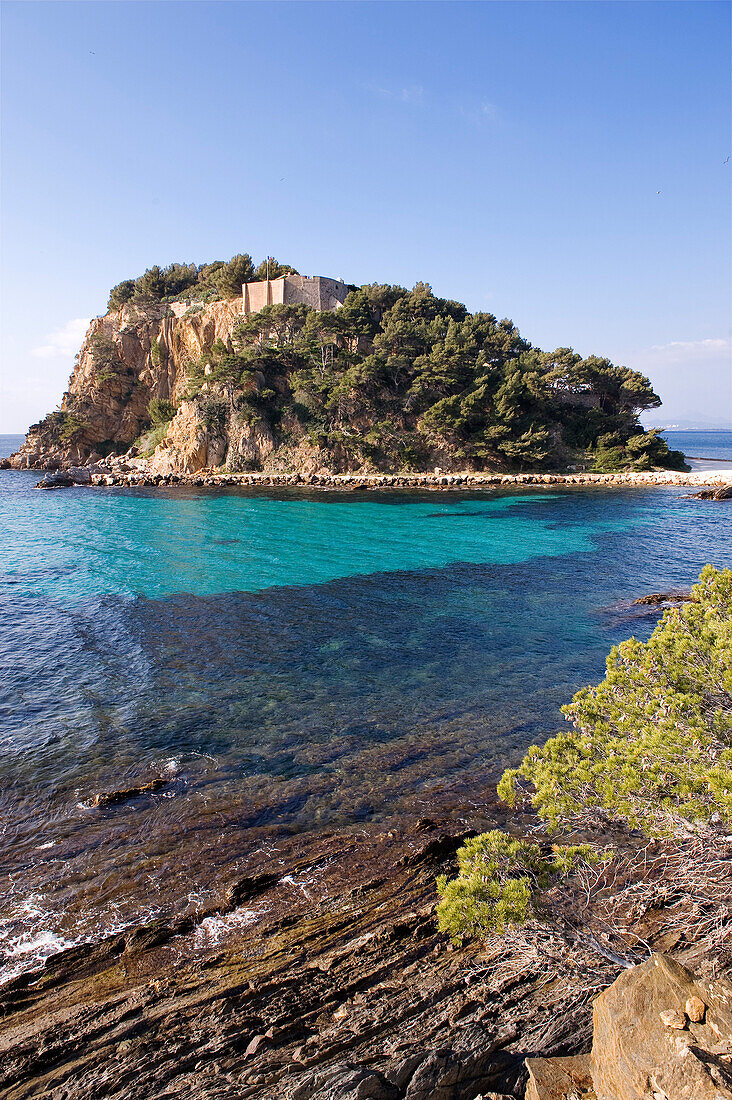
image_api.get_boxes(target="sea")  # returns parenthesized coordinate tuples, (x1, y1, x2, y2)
(1, 429, 731, 983)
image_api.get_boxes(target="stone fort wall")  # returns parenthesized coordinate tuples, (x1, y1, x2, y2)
(242, 275, 349, 316)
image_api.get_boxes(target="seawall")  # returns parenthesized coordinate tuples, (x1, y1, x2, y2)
(83, 469, 730, 490)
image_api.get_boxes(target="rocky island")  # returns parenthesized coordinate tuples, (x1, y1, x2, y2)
(7, 254, 692, 480)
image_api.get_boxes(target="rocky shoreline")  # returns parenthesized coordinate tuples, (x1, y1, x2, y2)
(1, 809, 729, 1100)
(25, 461, 732, 492)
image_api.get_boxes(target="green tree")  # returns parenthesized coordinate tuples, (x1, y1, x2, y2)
(161, 262, 198, 298)
(108, 280, 135, 311)
(148, 397, 176, 425)
(213, 253, 256, 296)
(133, 265, 167, 302)
(436, 830, 599, 942)
(252, 257, 299, 282)
(498, 565, 732, 836)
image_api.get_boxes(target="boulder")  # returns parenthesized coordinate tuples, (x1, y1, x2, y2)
(289, 1061, 399, 1099)
(402, 1029, 521, 1099)
(591, 954, 732, 1100)
(67, 465, 92, 484)
(526, 954, 732, 1100)
(36, 471, 74, 489)
(693, 484, 732, 500)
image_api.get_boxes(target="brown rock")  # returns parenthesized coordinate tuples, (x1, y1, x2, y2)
(632, 591, 691, 606)
(659, 1008, 687, 1029)
(693, 484, 732, 500)
(591, 954, 732, 1100)
(525, 1054, 595, 1099)
(686, 995, 706, 1022)
(92, 777, 168, 807)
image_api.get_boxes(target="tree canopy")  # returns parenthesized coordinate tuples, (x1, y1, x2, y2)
(179, 282, 683, 472)
(107, 254, 299, 310)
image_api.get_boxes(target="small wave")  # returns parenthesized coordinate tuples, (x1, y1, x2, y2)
(1, 929, 77, 983)
(0, 894, 162, 988)
(192, 906, 265, 949)
(0, 895, 76, 985)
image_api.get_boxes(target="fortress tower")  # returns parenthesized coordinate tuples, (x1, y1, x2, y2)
(242, 274, 349, 317)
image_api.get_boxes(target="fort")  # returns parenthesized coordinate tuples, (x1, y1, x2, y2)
(241, 274, 349, 316)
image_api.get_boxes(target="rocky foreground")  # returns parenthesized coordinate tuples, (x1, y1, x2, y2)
(1, 812, 730, 1100)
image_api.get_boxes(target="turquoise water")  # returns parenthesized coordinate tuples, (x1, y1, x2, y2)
(1, 469, 731, 982)
(2, 479, 626, 600)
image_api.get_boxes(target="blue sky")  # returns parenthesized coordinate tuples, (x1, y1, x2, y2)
(2, 0, 730, 431)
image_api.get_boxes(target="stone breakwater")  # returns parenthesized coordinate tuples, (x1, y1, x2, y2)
(41, 466, 732, 491)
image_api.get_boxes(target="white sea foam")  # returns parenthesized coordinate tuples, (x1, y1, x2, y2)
(192, 906, 264, 949)
(0, 893, 163, 988)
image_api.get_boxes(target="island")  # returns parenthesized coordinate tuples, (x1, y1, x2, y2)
(7, 253, 690, 481)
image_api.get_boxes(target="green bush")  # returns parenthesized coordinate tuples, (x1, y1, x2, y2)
(436, 830, 599, 941)
(40, 409, 89, 444)
(133, 420, 171, 458)
(498, 565, 732, 836)
(148, 397, 176, 425)
(199, 396, 228, 434)
(591, 429, 689, 473)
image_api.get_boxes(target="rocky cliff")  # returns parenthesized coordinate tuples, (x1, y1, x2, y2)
(9, 298, 250, 472)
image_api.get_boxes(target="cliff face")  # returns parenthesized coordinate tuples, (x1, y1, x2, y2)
(9, 299, 247, 471)
(147, 387, 278, 475)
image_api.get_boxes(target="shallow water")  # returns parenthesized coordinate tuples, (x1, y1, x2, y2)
(1, 471, 731, 981)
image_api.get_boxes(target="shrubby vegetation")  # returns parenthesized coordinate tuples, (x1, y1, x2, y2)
(132, 397, 178, 457)
(39, 407, 90, 445)
(499, 565, 732, 835)
(107, 254, 299, 310)
(438, 565, 731, 941)
(147, 397, 176, 426)
(436, 831, 600, 941)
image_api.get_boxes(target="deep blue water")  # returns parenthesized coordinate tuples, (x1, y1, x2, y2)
(0, 434, 25, 460)
(1, 458, 731, 981)
(662, 429, 732, 462)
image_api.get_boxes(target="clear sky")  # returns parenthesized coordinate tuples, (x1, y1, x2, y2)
(1, 0, 730, 432)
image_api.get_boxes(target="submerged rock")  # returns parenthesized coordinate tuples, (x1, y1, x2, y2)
(91, 777, 168, 807)
(1, 816, 730, 1100)
(632, 591, 691, 605)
